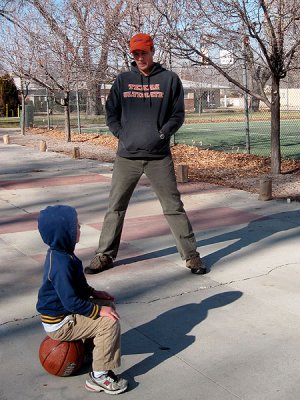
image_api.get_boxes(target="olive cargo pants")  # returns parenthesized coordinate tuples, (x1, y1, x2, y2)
(96, 155, 199, 260)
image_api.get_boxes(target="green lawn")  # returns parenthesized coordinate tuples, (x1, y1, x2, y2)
(0, 117, 20, 127)
(33, 113, 107, 127)
(175, 119, 300, 159)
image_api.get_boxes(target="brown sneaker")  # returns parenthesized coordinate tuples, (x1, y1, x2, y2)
(186, 255, 207, 275)
(84, 254, 113, 274)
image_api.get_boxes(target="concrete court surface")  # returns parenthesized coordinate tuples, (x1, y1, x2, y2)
(1, 128, 300, 400)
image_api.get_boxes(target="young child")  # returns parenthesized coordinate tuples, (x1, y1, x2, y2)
(36, 204, 127, 394)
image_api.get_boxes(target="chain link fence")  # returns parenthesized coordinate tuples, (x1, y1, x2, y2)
(23, 72, 300, 161)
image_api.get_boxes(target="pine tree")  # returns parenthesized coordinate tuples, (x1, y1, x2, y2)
(0, 74, 19, 117)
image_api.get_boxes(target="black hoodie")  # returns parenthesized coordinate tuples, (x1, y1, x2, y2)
(105, 62, 185, 159)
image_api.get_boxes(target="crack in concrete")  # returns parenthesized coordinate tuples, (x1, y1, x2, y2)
(118, 262, 296, 304)
(0, 198, 31, 214)
(1, 314, 39, 327)
(1, 263, 295, 326)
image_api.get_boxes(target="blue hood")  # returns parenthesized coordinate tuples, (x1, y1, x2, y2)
(38, 205, 77, 253)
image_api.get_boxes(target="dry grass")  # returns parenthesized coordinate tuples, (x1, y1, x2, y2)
(25, 128, 300, 201)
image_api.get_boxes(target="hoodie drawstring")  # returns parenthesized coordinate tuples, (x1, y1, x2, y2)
(141, 74, 145, 101)
(148, 76, 152, 107)
(140, 74, 152, 107)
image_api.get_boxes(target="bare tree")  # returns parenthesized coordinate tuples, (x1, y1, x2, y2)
(0, 1, 79, 141)
(154, 0, 300, 174)
(0, 5, 35, 135)
(0, 0, 128, 141)
(114, 0, 175, 69)
(0, 0, 172, 126)
(19, 77, 30, 135)
(27, 0, 128, 116)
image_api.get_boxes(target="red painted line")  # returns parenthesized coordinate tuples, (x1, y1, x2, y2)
(0, 174, 111, 189)
(138, 179, 226, 193)
(177, 182, 229, 194)
(89, 207, 265, 241)
(31, 254, 46, 264)
(0, 213, 39, 234)
(0, 207, 265, 237)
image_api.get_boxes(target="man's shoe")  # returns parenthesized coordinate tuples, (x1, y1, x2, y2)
(85, 371, 128, 394)
(186, 255, 207, 275)
(84, 254, 113, 274)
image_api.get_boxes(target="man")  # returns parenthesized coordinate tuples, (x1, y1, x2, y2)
(85, 33, 207, 276)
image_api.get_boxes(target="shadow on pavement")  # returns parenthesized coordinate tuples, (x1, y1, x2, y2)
(115, 210, 300, 270)
(121, 290, 243, 389)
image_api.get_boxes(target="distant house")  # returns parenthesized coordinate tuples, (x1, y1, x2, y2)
(12, 77, 231, 114)
(276, 88, 300, 111)
(11, 69, 300, 114)
(181, 79, 231, 112)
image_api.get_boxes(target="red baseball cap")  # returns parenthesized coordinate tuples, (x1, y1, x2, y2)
(129, 33, 154, 53)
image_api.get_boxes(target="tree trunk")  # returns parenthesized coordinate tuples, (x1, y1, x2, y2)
(250, 96, 260, 112)
(64, 92, 71, 142)
(86, 84, 103, 116)
(270, 76, 281, 174)
(21, 95, 26, 136)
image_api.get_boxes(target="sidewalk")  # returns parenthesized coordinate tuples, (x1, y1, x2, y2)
(1, 128, 300, 400)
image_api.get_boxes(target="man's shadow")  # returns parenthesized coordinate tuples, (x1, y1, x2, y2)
(115, 210, 300, 270)
(121, 290, 242, 387)
(202, 209, 300, 267)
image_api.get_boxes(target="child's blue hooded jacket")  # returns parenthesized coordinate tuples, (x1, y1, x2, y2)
(36, 205, 99, 324)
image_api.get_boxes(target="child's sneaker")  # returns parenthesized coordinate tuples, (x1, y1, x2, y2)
(85, 371, 128, 394)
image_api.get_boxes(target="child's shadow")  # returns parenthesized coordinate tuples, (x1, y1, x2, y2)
(121, 290, 242, 388)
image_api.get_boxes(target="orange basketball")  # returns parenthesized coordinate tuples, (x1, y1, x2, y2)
(39, 336, 85, 377)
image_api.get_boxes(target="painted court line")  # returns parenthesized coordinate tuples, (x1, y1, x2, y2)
(0, 213, 39, 234)
(0, 207, 266, 236)
(89, 207, 266, 241)
(0, 174, 110, 189)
